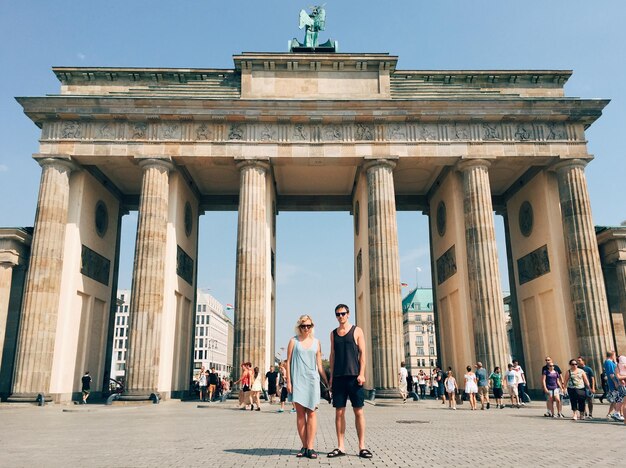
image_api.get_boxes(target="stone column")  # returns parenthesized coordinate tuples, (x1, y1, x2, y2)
(554, 159, 613, 370)
(233, 160, 269, 379)
(123, 158, 172, 399)
(457, 159, 510, 372)
(616, 261, 626, 324)
(365, 159, 403, 397)
(0, 260, 16, 368)
(10, 158, 75, 400)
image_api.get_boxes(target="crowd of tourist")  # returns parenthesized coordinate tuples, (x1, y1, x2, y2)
(398, 350, 626, 424)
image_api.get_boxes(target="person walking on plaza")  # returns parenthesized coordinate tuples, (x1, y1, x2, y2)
(265, 365, 279, 404)
(512, 359, 527, 405)
(603, 350, 623, 421)
(197, 366, 207, 402)
(576, 356, 596, 418)
(438, 367, 447, 405)
(563, 358, 591, 420)
(489, 367, 504, 409)
(208, 367, 219, 402)
(542, 356, 563, 416)
(278, 361, 289, 413)
(327, 304, 372, 460)
(504, 363, 520, 408)
(475, 362, 490, 410)
(286, 314, 329, 459)
(444, 370, 458, 410)
(234, 362, 253, 409)
(616, 355, 626, 424)
(81, 371, 91, 404)
(464, 366, 478, 410)
(250, 366, 263, 411)
(542, 362, 564, 418)
(399, 361, 408, 403)
(417, 370, 427, 399)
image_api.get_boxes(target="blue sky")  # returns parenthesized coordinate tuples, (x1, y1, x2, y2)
(1, 1, 624, 358)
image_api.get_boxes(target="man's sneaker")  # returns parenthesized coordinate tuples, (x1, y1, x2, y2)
(486, 402, 490, 409)
(611, 413, 624, 421)
(290, 408, 296, 413)
(277, 409, 284, 413)
(544, 411, 552, 417)
(558, 413, 565, 418)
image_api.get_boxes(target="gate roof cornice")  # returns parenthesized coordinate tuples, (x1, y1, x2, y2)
(16, 96, 609, 128)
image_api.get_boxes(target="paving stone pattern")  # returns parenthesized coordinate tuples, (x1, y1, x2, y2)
(0, 399, 623, 467)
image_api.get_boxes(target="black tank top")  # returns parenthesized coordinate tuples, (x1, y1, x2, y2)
(332, 325, 360, 377)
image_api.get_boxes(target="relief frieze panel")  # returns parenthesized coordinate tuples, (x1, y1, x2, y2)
(42, 120, 583, 144)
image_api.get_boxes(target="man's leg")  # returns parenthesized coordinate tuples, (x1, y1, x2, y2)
(335, 408, 346, 451)
(353, 407, 366, 451)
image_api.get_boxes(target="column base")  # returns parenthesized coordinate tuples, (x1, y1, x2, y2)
(119, 391, 161, 404)
(7, 392, 51, 406)
(373, 388, 403, 400)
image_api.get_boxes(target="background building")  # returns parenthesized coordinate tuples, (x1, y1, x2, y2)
(110, 289, 233, 385)
(193, 289, 233, 379)
(402, 288, 437, 376)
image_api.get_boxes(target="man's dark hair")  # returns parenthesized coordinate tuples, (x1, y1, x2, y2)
(334, 304, 350, 313)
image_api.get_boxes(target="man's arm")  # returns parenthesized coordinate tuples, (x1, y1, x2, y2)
(328, 330, 334, 387)
(355, 326, 366, 385)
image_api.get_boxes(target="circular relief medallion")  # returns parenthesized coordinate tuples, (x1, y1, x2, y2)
(519, 201, 533, 237)
(95, 201, 108, 238)
(184, 202, 193, 237)
(354, 201, 360, 236)
(436, 201, 446, 237)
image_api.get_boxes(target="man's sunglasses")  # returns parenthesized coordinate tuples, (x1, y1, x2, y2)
(335, 312, 348, 317)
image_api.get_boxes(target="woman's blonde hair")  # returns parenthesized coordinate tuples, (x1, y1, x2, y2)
(294, 314, 315, 336)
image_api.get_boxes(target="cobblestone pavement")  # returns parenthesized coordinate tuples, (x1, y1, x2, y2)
(0, 398, 623, 467)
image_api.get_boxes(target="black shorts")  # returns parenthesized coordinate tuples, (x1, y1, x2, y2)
(332, 376, 365, 408)
(493, 387, 503, 399)
(242, 385, 250, 392)
(268, 386, 277, 396)
(280, 386, 288, 403)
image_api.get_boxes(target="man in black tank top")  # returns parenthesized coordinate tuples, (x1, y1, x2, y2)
(327, 304, 372, 460)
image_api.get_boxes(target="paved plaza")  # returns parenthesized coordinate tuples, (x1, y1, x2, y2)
(0, 397, 623, 467)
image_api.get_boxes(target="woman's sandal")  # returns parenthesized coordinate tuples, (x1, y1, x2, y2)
(307, 449, 318, 459)
(327, 448, 346, 458)
(296, 447, 306, 458)
(359, 449, 373, 459)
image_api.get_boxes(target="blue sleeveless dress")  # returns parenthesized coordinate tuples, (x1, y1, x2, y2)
(289, 336, 321, 410)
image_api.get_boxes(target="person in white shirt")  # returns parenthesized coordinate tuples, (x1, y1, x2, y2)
(417, 370, 427, 399)
(512, 359, 527, 406)
(504, 363, 520, 408)
(399, 361, 408, 403)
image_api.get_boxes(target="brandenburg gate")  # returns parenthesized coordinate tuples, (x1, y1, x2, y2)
(0, 47, 615, 402)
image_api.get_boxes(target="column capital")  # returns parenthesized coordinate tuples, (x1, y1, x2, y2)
(456, 158, 491, 173)
(37, 157, 77, 174)
(236, 158, 270, 173)
(137, 157, 174, 172)
(0, 252, 20, 267)
(363, 158, 397, 172)
(551, 158, 590, 174)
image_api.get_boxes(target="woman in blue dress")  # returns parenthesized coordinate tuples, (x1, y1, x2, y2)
(286, 314, 329, 459)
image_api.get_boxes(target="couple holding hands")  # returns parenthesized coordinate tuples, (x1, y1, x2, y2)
(285, 304, 373, 460)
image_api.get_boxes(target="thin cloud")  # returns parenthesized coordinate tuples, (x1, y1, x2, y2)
(77, 53, 86, 61)
(0, 164, 8, 172)
(277, 262, 321, 286)
(400, 246, 429, 264)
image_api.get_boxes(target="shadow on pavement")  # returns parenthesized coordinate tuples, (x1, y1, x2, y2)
(224, 448, 297, 457)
